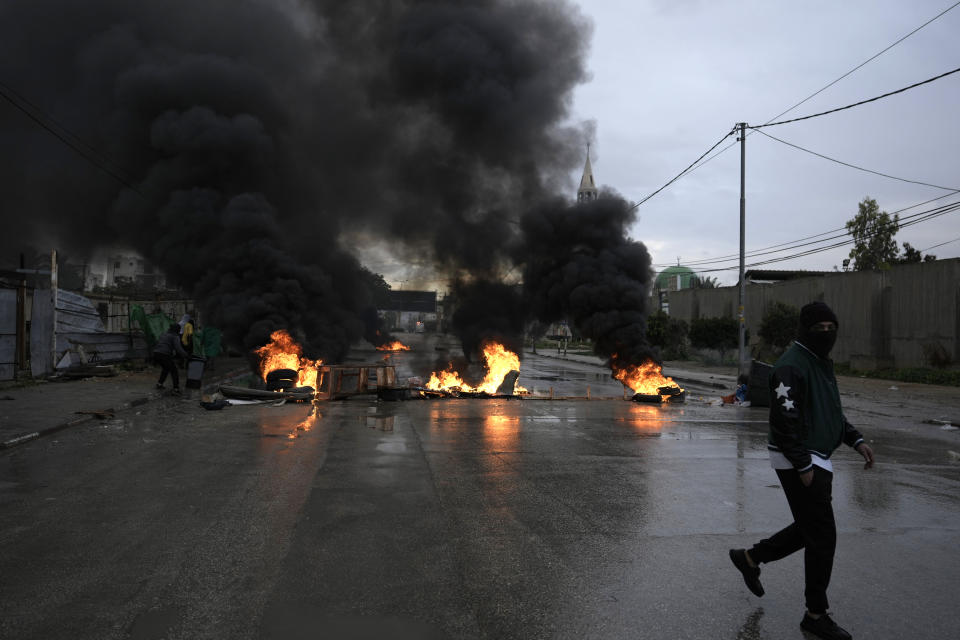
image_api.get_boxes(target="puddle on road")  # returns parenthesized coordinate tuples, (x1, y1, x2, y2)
(257, 406, 322, 440)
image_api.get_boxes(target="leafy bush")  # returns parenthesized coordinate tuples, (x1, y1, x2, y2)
(759, 301, 799, 348)
(646, 311, 689, 359)
(689, 316, 746, 363)
(756, 301, 799, 361)
(834, 364, 960, 387)
(921, 342, 952, 369)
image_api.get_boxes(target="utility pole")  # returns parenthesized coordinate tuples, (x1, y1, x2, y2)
(15, 254, 27, 374)
(737, 122, 747, 378)
(51, 249, 58, 373)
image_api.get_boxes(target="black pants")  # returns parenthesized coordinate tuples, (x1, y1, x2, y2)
(154, 353, 180, 390)
(749, 467, 836, 614)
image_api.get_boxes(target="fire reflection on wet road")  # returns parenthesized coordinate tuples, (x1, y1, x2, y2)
(2, 353, 958, 640)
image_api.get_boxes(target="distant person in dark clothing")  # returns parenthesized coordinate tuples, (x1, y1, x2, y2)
(729, 301, 875, 640)
(153, 323, 188, 394)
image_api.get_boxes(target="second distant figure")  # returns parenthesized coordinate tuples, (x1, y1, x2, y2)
(153, 323, 188, 394)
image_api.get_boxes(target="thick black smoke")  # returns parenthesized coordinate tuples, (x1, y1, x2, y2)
(449, 279, 525, 361)
(0, 0, 592, 361)
(520, 195, 657, 368)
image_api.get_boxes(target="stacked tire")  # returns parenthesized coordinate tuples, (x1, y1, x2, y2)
(265, 368, 298, 391)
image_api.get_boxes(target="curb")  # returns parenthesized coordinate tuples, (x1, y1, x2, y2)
(1, 366, 251, 451)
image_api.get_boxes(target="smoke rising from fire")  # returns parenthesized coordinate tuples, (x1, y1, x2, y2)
(0, 0, 596, 361)
(1, 1, 658, 366)
(520, 195, 656, 367)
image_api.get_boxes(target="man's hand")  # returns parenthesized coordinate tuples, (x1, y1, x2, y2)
(799, 469, 814, 487)
(855, 442, 875, 469)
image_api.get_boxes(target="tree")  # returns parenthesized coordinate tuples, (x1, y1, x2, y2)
(689, 316, 745, 363)
(757, 301, 799, 360)
(691, 275, 719, 288)
(897, 242, 936, 264)
(845, 197, 900, 271)
(645, 311, 689, 359)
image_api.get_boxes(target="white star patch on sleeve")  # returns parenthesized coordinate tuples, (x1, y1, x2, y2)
(775, 382, 791, 399)
(782, 398, 795, 411)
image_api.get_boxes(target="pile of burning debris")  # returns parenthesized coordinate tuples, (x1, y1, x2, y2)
(612, 359, 685, 403)
(422, 341, 528, 398)
(218, 330, 683, 405)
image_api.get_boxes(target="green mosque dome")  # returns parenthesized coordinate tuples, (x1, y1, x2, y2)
(655, 265, 696, 291)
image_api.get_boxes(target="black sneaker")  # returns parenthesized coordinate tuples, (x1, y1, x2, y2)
(172, 388, 181, 395)
(155, 383, 164, 390)
(801, 613, 852, 640)
(729, 548, 764, 597)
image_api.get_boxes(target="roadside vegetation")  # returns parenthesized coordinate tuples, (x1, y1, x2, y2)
(835, 364, 960, 387)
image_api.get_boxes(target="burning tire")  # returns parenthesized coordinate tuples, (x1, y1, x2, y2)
(266, 368, 298, 391)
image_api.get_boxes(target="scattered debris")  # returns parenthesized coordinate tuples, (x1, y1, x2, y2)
(219, 385, 313, 402)
(923, 419, 959, 430)
(199, 399, 232, 411)
(632, 393, 662, 403)
(52, 365, 119, 380)
(75, 409, 115, 419)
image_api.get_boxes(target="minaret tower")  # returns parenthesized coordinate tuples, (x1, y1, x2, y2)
(577, 143, 598, 202)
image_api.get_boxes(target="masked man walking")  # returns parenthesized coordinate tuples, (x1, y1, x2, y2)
(729, 301, 875, 640)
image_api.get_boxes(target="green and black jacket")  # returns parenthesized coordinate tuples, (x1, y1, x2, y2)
(767, 342, 864, 472)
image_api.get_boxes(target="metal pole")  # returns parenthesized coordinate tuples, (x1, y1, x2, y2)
(738, 123, 747, 378)
(16, 254, 26, 374)
(51, 249, 58, 373)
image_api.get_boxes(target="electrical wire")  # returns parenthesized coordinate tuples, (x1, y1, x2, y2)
(634, 3, 960, 189)
(764, 0, 960, 124)
(920, 236, 960, 252)
(0, 80, 150, 201)
(627, 128, 736, 211)
(651, 201, 947, 268)
(753, 129, 960, 191)
(686, 201, 960, 273)
(749, 66, 960, 130)
(654, 198, 960, 270)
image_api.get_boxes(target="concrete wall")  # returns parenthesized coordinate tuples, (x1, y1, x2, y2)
(84, 295, 196, 333)
(0, 290, 15, 380)
(666, 258, 960, 369)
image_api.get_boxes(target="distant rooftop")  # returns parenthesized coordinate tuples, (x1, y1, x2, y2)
(383, 290, 437, 313)
(745, 269, 833, 282)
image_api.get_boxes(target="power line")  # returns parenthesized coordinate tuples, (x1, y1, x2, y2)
(629, 3, 960, 194)
(693, 201, 960, 273)
(654, 198, 960, 270)
(764, 0, 960, 124)
(0, 80, 150, 201)
(920, 236, 960, 252)
(749, 66, 960, 130)
(628, 128, 736, 211)
(754, 129, 960, 191)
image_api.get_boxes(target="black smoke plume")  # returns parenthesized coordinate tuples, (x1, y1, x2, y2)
(449, 279, 525, 361)
(0, 0, 592, 362)
(520, 195, 657, 368)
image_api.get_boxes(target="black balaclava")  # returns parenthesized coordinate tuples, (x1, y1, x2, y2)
(798, 301, 839, 359)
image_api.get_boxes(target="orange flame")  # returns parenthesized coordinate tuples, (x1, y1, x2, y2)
(254, 329, 322, 389)
(612, 357, 683, 397)
(426, 341, 527, 395)
(376, 340, 411, 351)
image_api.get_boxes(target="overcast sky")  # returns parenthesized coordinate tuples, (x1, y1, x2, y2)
(570, 0, 960, 284)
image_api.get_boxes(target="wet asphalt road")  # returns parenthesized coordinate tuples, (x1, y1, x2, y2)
(1, 349, 959, 639)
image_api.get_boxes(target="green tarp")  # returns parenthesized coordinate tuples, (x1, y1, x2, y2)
(129, 306, 222, 357)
